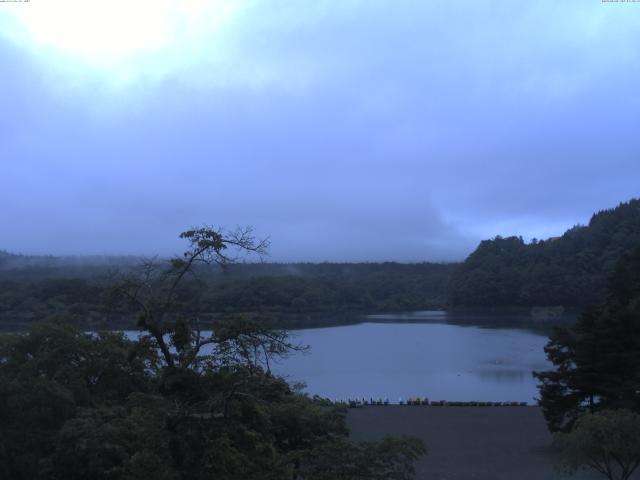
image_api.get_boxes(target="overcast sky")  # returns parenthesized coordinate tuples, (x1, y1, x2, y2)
(1, 1, 639, 261)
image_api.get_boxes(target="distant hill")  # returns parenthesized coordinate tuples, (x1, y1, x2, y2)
(449, 198, 640, 308)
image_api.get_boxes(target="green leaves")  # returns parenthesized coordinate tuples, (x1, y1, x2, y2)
(554, 409, 640, 480)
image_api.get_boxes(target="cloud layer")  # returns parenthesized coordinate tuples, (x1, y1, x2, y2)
(1, 1, 639, 261)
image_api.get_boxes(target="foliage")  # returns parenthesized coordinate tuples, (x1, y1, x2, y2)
(0, 261, 454, 331)
(295, 436, 426, 480)
(554, 409, 640, 480)
(534, 246, 640, 431)
(0, 319, 159, 480)
(0, 227, 425, 480)
(450, 199, 640, 307)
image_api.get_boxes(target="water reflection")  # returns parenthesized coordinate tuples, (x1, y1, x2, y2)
(364, 309, 575, 335)
(475, 369, 528, 384)
(275, 320, 552, 403)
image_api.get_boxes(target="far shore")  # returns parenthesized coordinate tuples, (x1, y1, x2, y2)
(0, 306, 579, 334)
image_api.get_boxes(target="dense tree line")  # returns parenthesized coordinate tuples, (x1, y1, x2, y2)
(203, 263, 452, 314)
(450, 199, 640, 307)
(0, 262, 454, 331)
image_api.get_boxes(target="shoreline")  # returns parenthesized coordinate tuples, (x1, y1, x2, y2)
(0, 306, 579, 333)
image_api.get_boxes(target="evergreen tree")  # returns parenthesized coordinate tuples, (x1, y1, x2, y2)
(534, 246, 640, 431)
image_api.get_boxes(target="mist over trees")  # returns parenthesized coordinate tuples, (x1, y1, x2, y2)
(0, 250, 142, 273)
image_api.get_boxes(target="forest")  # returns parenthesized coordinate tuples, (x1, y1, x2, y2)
(449, 199, 640, 308)
(0, 259, 454, 331)
(1, 199, 639, 331)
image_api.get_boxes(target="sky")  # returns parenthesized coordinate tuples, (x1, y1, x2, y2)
(1, 0, 639, 262)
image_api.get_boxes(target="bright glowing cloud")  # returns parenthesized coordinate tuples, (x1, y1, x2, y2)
(0, 0, 244, 81)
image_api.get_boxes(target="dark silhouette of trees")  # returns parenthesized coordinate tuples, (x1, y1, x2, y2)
(534, 246, 640, 432)
(450, 199, 640, 308)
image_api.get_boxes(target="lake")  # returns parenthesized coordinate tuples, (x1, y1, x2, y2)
(273, 311, 552, 404)
(124, 310, 554, 404)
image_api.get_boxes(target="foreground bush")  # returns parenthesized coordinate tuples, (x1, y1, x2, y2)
(554, 409, 640, 480)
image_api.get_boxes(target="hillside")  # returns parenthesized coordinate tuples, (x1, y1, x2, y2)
(449, 198, 640, 307)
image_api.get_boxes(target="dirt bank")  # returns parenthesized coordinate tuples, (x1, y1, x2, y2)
(347, 406, 605, 480)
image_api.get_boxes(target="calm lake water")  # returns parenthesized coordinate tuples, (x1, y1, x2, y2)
(125, 310, 554, 404)
(273, 312, 552, 404)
